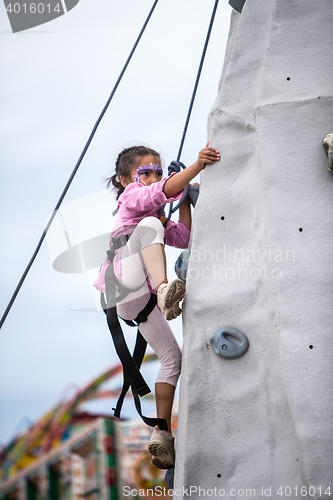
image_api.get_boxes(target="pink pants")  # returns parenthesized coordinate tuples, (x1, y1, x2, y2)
(116, 217, 181, 387)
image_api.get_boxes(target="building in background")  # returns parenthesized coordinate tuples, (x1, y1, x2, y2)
(0, 414, 118, 500)
(0, 359, 175, 499)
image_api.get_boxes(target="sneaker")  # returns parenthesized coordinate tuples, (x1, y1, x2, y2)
(157, 279, 186, 320)
(148, 426, 175, 469)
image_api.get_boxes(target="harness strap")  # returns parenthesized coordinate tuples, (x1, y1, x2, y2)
(113, 293, 169, 430)
(106, 305, 150, 398)
(103, 233, 168, 431)
(112, 324, 147, 418)
(132, 382, 169, 430)
(113, 293, 157, 415)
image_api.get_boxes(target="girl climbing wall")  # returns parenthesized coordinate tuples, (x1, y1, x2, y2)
(94, 143, 220, 469)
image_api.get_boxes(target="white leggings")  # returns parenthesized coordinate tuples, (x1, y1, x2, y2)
(116, 217, 182, 387)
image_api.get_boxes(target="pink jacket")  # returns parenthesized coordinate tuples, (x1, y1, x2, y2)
(93, 175, 191, 293)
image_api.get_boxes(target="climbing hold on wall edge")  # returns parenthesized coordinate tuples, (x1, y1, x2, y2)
(229, 0, 247, 13)
(174, 249, 190, 284)
(210, 326, 249, 359)
(323, 133, 333, 174)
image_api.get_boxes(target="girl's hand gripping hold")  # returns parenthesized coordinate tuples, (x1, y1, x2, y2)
(197, 141, 220, 170)
(163, 142, 220, 199)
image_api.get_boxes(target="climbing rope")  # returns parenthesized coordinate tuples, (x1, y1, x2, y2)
(166, 0, 219, 222)
(0, 0, 159, 329)
(1, 0, 220, 329)
(176, 0, 219, 163)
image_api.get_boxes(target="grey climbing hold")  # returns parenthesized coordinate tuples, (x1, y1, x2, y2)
(165, 467, 175, 489)
(323, 133, 333, 174)
(175, 249, 190, 284)
(210, 326, 249, 359)
(229, 0, 247, 13)
(188, 184, 200, 207)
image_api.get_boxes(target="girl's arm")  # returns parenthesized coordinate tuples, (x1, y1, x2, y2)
(163, 143, 220, 199)
(178, 195, 192, 229)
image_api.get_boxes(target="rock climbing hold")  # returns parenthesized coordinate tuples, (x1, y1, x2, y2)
(175, 249, 190, 284)
(188, 184, 200, 207)
(229, 0, 247, 13)
(210, 326, 249, 359)
(323, 133, 333, 174)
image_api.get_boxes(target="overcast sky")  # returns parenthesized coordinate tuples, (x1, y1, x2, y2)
(0, 0, 232, 446)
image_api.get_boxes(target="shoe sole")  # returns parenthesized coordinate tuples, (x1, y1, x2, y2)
(148, 441, 175, 468)
(164, 279, 186, 309)
(165, 303, 182, 321)
(152, 456, 174, 470)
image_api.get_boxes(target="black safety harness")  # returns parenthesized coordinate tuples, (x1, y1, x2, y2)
(101, 232, 168, 431)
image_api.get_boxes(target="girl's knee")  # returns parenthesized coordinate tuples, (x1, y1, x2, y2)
(157, 363, 181, 387)
(138, 216, 164, 248)
(157, 348, 181, 386)
(138, 216, 164, 232)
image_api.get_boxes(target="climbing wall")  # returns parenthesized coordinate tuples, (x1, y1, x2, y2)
(175, 0, 333, 497)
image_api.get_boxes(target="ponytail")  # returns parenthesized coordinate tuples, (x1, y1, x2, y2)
(107, 172, 124, 199)
(107, 145, 161, 199)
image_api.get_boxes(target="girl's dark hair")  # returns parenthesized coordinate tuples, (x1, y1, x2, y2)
(107, 145, 161, 199)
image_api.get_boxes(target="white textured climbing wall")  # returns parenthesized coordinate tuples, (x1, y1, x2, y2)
(175, 0, 333, 497)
